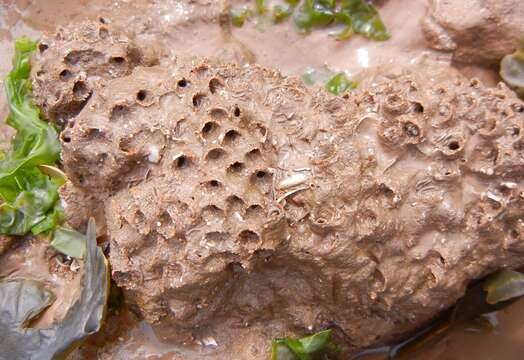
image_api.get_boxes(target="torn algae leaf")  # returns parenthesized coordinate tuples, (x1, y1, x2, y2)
(0, 163, 60, 235)
(325, 72, 357, 95)
(301, 67, 357, 95)
(0, 37, 61, 236)
(231, 0, 389, 42)
(285, 0, 301, 6)
(256, 0, 267, 14)
(31, 206, 64, 236)
(230, 7, 253, 27)
(1, 38, 87, 258)
(1, 38, 60, 185)
(301, 66, 336, 85)
(294, 0, 336, 32)
(301, 68, 319, 86)
(271, 330, 339, 360)
(0, 219, 110, 360)
(339, 0, 390, 41)
(37, 164, 68, 183)
(500, 38, 524, 98)
(329, 16, 354, 40)
(272, 341, 299, 360)
(293, 0, 388, 41)
(483, 269, 524, 304)
(273, 4, 294, 23)
(50, 226, 87, 260)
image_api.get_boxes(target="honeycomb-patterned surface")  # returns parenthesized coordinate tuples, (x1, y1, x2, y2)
(31, 20, 154, 127)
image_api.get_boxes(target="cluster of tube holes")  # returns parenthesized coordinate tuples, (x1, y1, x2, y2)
(221, 144, 272, 193)
(203, 228, 258, 252)
(63, 47, 129, 76)
(200, 197, 262, 247)
(55, 48, 128, 111)
(191, 78, 226, 109)
(225, 195, 264, 220)
(171, 72, 269, 247)
(226, 196, 265, 244)
(196, 97, 271, 191)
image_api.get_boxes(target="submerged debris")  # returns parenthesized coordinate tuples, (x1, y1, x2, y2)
(230, 0, 390, 41)
(0, 219, 109, 360)
(483, 269, 524, 304)
(271, 330, 339, 360)
(302, 66, 357, 95)
(500, 38, 524, 98)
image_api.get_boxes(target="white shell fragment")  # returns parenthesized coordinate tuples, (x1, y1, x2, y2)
(277, 173, 309, 190)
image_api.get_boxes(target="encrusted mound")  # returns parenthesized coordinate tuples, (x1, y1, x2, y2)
(32, 25, 524, 355)
(30, 20, 156, 127)
(422, 0, 524, 66)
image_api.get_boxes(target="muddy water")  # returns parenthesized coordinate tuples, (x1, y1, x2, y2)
(232, 0, 432, 77)
(0, 0, 522, 359)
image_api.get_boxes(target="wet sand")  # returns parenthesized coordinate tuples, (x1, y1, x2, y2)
(0, 0, 522, 359)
